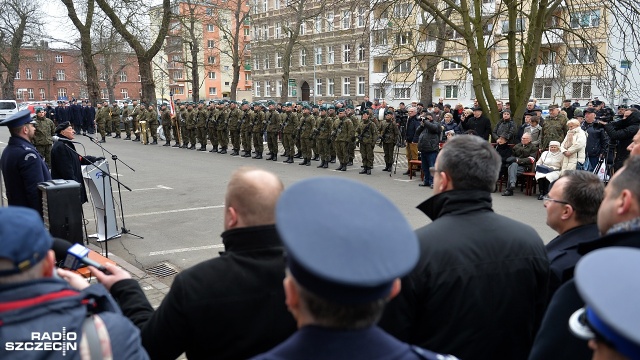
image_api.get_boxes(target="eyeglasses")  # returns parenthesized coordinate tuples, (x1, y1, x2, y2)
(428, 167, 441, 176)
(542, 195, 570, 206)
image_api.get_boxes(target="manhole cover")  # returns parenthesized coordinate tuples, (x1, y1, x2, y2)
(146, 262, 179, 278)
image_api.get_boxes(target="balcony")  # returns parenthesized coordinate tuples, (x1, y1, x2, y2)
(541, 29, 564, 44)
(370, 72, 389, 84)
(416, 41, 436, 54)
(370, 44, 391, 57)
(535, 64, 559, 78)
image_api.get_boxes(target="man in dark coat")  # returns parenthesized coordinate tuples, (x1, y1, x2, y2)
(50, 121, 103, 204)
(251, 177, 458, 360)
(90, 168, 297, 360)
(414, 111, 441, 188)
(403, 106, 421, 176)
(529, 156, 640, 360)
(380, 135, 549, 360)
(502, 132, 539, 196)
(69, 98, 82, 133)
(543, 170, 603, 299)
(461, 106, 492, 140)
(603, 108, 640, 171)
(0, 110, 52, 216)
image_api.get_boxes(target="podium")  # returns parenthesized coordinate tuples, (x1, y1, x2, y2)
(82, 160, 120, 241)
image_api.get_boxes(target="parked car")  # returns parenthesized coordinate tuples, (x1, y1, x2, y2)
(0, 100, 19, 121)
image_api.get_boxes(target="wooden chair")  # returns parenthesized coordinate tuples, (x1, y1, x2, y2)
(409, 160, 424, 182)
(518, 149, 542, 196)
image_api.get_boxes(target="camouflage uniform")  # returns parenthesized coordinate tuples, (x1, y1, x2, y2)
(251, 105, 266, 158)
(240, 105, 253, 156)
(281, 109, 298, 163)
(130, 103, 142, 141)
(357, 114, 378, 174)
(186, 106, 197, 149)
(298, 110, 315, 165)
(541, 114, 568, 150)
(33, 112, 56, 168)
(161, 107, 172, 145)
(147, 106, 159, 144)
(333, 110, 355, 171)
(314, 110, 333, 168)
(208, 105, 219, 152)
(110, 104, 122, 138)
(265, 107, 281, 160)
(196, 104, 208, 150)
(379, 116, 400, 168)
(347, 111, 360, 165)
(179, 105, 189, 148)
(216, 105, 230, 153)
(227, 104, 243, 155)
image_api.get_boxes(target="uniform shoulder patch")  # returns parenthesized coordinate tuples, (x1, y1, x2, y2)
(24, 153, 37, 161)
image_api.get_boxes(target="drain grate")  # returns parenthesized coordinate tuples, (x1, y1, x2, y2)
(146, 262, 179, 278)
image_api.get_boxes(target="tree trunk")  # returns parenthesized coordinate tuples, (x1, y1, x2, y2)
(138, 58, 157, 105)
(190, 44, 200, 102)
(0, 15, 28, 99)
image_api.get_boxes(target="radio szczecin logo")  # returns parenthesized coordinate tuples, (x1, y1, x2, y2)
(5, 328, 78, 355)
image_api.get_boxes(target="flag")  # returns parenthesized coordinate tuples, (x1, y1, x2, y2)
(169, 95, 175, 116)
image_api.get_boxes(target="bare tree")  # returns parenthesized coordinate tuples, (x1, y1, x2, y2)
(95, 0, 171, 105)
(0, 0, 42, 99)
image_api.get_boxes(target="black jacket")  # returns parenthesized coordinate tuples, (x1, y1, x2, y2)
(414, 120, 441, 152)
(109, 225, 297, 360)
(461, 114, 492, 140)
(581, 121, 608, 157)
(380, 190, 549, 360)
(604, 112, 640, 168)
(405, 115, 420, 142)
(50, 135, 99, 203)
(529, 229, 640, 360)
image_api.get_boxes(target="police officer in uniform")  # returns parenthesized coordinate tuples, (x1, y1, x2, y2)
(250, 177, 459, 360)
(32, 107, 56, 168)
(0, 110, 52, 216)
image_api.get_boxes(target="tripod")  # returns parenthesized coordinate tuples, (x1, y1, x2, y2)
(392, 125, 406, 176)
(85, 135, 143, 239)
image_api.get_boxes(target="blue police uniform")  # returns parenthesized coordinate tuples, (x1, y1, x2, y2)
(251, 177, 458, 360)
(0, 110, 52, 215)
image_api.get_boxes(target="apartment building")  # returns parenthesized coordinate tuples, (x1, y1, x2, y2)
(13, 43, 141, 102)
(150, 1, 252, 102)
(250, 0, 369, 103)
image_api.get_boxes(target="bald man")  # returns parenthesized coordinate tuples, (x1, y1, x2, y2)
(92, 167, 297, 360)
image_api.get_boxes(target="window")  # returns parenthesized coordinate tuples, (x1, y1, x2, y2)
(342, 11, 351, 29)
(570, 10, 600, 28)
(572, 82, 591, 99)
(58, 88, 67, 99)
(357, 76, 365, 95)
(274, 0, 280, 10)
(328, 78, 335, 96)
(56, 69, 65, 81)
(244, 28, 250, 36)
(500, 83, 509, 98)
(393, 3, 413, 17)
(394, 59, 411, 73)
(568, 47, 596, 64)
(396, 32, 411, 45)
(315, 78, 322, 96)
(119, 71, 127, 82)
(264, 55, 270, 69)
(27, 88, 34, 99)
(275, 22, 281, 38)
(255, 81, 261, 97)
(26, 69, 32, 80)
(245, 73, 251, 81)
(35, 54, 43, 61)
(172, 87, 184, 95)
(300, 49, 307, 66)
(373, 30, 388, 46)
(343, 44, 351, 63)
(208, 56, 216, 64)
(265, 81, 271, 97)
(224, 66, 230, 71)
(442, 56, 463, 70)
(357, 7, 366, 27)
(209, 87, 217, 95)
(533, 80, 552, 99)
(326, 12, 334, 31)
(254, 26, 260, 40)
(501, 18, 525, 34)
(254, 55, 260, 70)
(276, 80, 282, 97)
(394, 87, 410, 99)
(342, 77, 350, 96)
(275, 52, 282, 68)
(207, 24, 215, 32)
(300, 21, 306, 35)
(263, 24, 268, 40)
(15, 71, 20, 80)
(39, 88, 46, 100)
(445, 27, 462, 39)
(357, 44, 366, 62)
(315, 17, 322, 33)
(55, 55, 63, 63)
(483, 23, 494, 36)
(262, 0, 267, 11)
(288, 82, 294, 97)
(208, 40, 215, 48)
(174, 70, 183, 79)
(121, 88, 129, 99)
(315, 47, 322, 65)
(327, 46, 335, 64)
(37, 69, 43, 80)
(497, 52, 523, 67)
(208, 71, 216, 79)
(445, 85, 459, 99)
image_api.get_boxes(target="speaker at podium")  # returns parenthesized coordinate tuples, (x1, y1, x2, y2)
(82, 159, 120, 241)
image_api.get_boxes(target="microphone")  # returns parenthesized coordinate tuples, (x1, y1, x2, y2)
(82, 133, 96, 141)
(62, 242, 110, 274)
(52, 135, 81, 144)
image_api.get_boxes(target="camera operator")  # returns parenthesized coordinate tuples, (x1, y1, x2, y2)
(599, 108, 640, 171)
(394, 102, 408, 128)
(415, 112, 441, 188)
(403, 107, 420, 176)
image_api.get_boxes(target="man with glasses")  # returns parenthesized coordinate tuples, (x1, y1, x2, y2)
(0, 110, 52, 215)
(502, 132, 539, 196)
(380, 135, 548, 360)
(542, 170, 603, 299)
(530, 155, 640, 360)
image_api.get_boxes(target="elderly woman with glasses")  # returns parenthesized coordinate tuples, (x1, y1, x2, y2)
(535, 141, 563, 200)
(560, 119, 587, 173)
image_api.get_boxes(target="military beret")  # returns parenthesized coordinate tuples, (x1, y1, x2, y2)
(0, 110, 36, 128)
(0, 207, 53, 276)
(55, 121, 72, 134)
(337, 108, 345, 113)
(267, 100, 276, 106)
(548, 104, 559, 110)
(583, 107, 596, 114)
(276, 177, 419, 304)
(573, 108, 584, 117)
(346, 104, 354, 109)
(302, 105, 311, 110)
(35, 107, 44, 113)
(312, 104, 319, 109)
(592, 100, 603, 106)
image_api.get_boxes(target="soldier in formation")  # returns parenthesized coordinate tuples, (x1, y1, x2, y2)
(32, 107, 56, 168)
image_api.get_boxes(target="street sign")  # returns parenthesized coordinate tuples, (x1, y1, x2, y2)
(288, 79, 296, 87)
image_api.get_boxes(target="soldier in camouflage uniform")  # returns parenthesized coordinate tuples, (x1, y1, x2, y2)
(195, 102, 208, 151)
(160, 104, 172, 146)
(311, 105, 320, 161)
(281, 103, 298, 163)
(314, 106, 333, 169)
(379, 111, 401, 171)
(171, 103, 181, 147)
(95, 102, 108, 143)
(347, 106, 359, 165)
(541, 104, 568, 150)
(240, 102, 253, 157)
(130, 100, 142, 141)
(265, 102, 281, 161)
(297, 105, 315, 166)
(292, 105, 303, 159)
(137, 105, 149, 145)
(185, 103, 197, 149)
(328, 107, 338, 163)
(33, 108, 56, 168)
(207, 103, 219, 152)
(147, 104, 159, 145)
(357, 110, 377, 175)
(111, 101, 122, 138)
(333, 108, 355, 171)
(121, 102, 132, 140)
(227, 102, 243, 156)
(251, 103, 266, 159)
(216, 102, 230, 153)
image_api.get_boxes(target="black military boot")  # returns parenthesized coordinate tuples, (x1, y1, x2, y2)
(272, 154, 277, 161)
(163, 141, 171, 147)
(189, 144, 195, 150)
(230, 149, 239, 156)
(347, 158, 354, 166)
(322, 161, 329, 168)
(340, 163, 347, 171)
(305, 158, 311, 166)
(293, 151, 302, 159)
(330, 156, 336, 163)
(336, 163, 343, 171)
(366, 168, 372, 175)
(114, 133, 121, 138)
(133, 135, 140, 142)
(172, 142, 180, 147)
(317, 160, 325, 168)
(266, 153, 273, 160)
(124, 135, 131, 140)
(152, 138, 158, 145)
(312, 154, 320, 161)
(219, 148, 227, 154)
(209, 147, 217, 152)
(382, 163, 389, 172)
(281, 151, 288, 156)
(99, 138, 106, 143)
(359, 167, 367, 174)
(198, 145, 207, 151)
(298, 158, 307, 165)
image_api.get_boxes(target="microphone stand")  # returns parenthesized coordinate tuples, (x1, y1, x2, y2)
(83, 134, 143, 239)
(62, 142, 130, 259)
